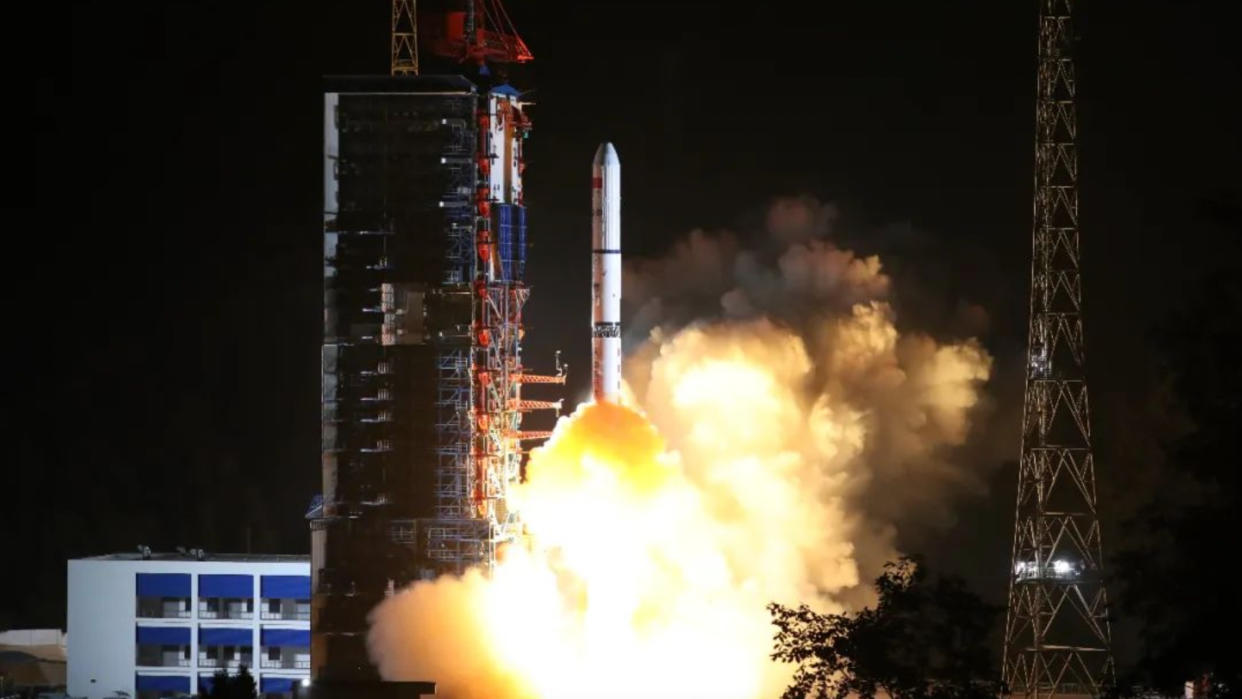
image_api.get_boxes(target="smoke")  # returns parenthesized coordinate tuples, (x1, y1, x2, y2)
(367, 196, 994, 697)
(625, 196, 994, 536)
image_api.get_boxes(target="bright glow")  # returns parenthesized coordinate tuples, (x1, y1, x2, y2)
(368, 320, 991, 698)
(300, 678, 311, 688)
(368, 402, 780, 698)
(364, 199, 995, 699)
(1053, 559, 1072, 575)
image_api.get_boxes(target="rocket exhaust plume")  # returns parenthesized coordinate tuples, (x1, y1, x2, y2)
(591, 142, 622, 403)
(367, 196, 996, 698)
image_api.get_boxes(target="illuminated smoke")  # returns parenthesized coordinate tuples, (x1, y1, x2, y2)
(367, 196, 993, 697)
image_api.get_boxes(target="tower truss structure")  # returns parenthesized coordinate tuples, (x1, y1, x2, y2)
(312, 2, 556, 686)
(425, 85, 565, 572)
(390, 0, 419, 75)
(1003, 2, 1115, 696)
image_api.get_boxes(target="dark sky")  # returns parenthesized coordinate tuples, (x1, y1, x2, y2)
(8, 0, 1240, 662)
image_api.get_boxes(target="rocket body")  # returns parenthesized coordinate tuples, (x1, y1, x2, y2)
(591, 142, 622, 403)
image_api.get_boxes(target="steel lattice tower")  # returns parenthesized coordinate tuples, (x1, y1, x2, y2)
(1003, 1, 1115, 696)
(390, 0, 418, 75)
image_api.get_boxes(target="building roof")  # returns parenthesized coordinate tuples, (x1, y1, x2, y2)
(0, 630, 65, 650)
(76, 552, 308, 563)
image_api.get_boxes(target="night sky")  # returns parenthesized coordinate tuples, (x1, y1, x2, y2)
(9, 0, 1240, 668)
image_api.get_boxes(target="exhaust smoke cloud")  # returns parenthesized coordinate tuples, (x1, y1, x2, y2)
(367, 197, 994, 698)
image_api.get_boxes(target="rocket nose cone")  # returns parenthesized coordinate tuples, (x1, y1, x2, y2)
(593, 141, 619, 168)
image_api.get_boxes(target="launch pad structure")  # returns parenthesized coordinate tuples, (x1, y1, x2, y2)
(312, 0, 561, 690)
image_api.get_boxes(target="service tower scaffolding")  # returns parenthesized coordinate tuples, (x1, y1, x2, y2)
(312, 1, 561, 693)
(1002, 2, 1115, 697)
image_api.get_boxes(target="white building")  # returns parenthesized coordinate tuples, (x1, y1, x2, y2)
(67, 552, 311, 699)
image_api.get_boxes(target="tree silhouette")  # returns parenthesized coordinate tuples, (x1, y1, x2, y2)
(201, 665, 258, 698)
(769, 556, 1002, 699)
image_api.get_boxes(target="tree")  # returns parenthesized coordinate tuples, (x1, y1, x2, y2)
(201, 665, 258, 699)
(768, 556, 1002, 699)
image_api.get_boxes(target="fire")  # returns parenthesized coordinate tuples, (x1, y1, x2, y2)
(368, 322, 988, 698)
(369, 398, 785, 698)
(367, 198, 994, 698)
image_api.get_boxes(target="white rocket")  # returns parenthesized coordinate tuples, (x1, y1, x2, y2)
(591, 142, 622, 403)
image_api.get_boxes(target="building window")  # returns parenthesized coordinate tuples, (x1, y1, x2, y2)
(199, 596, 254, 620)
(135, 573, 191, 619)
(260, 576, 311, 621)
(260, 629, 311, 670)
(261, 597, 312, 621)
(199, 628, 253, 668)
(135, 673, 190, 698)
(135, 626, 192, 668)
(131, 643, 191, 668)
(199, 574, 254, 619)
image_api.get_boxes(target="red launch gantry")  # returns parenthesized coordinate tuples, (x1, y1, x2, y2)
(420, 0, 533, 71)
(431, 3, 532, 66)
(402, 0, 558, 572)
(392, 0, 533, 76)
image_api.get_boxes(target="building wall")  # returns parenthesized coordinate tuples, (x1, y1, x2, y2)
(67, 557, 310, 699)
(317, 75, 479, 683)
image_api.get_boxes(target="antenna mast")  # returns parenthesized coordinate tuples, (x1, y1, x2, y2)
(391, 0, 419, 75)
(1002, 2, 1115, 696)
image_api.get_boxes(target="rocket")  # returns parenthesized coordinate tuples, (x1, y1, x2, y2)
(591, 142, 622, 403)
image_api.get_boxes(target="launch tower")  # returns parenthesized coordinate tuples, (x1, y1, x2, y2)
(313, 0, 561, 688)
(1002, 1, 1115, 696)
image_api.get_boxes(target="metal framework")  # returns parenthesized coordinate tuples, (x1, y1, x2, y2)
(424, 84, 564, 575)
(391, 0, 419, 75)
(379, 0, 550, 578)
(420, 0, 534, 68)
(1003, 2, 1115, 696)
(428, 129, 483, 566)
